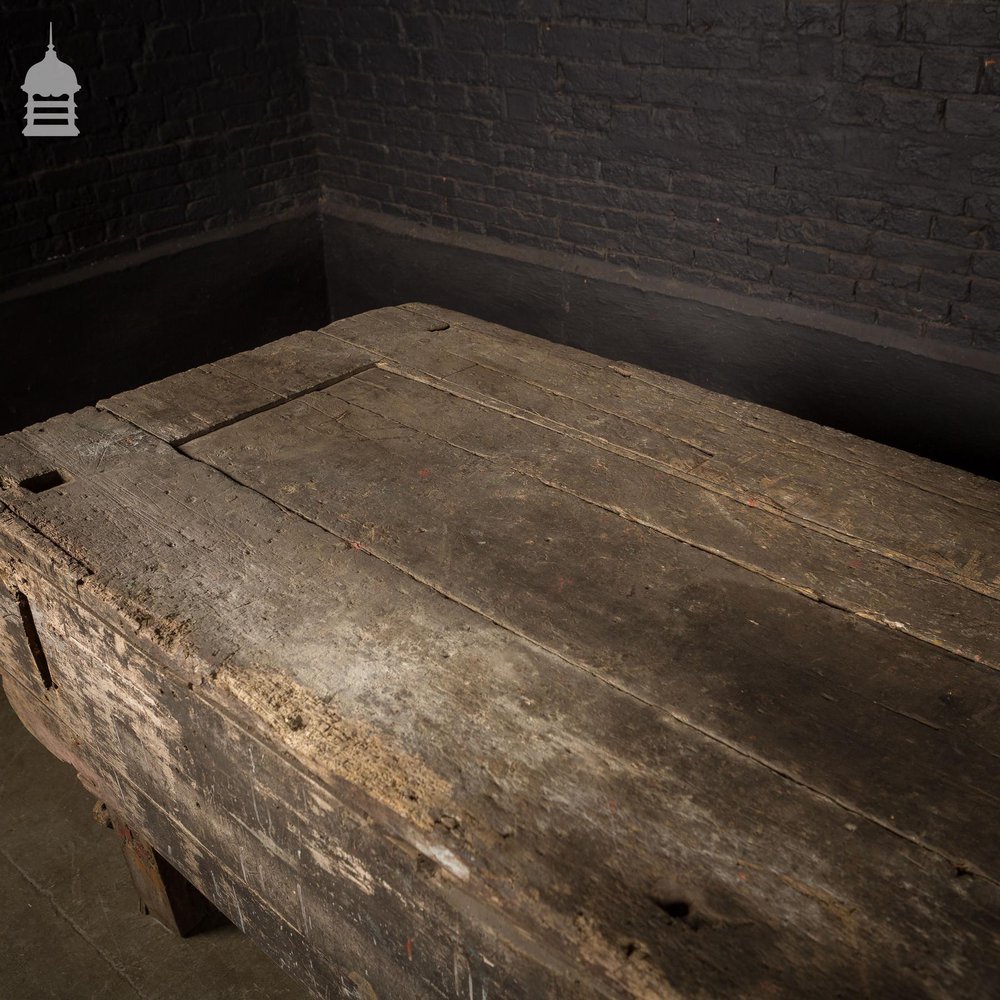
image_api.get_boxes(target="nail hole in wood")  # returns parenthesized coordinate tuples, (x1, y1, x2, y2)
(16, 591, 56, 689)
(650, 877, 694, 921)
(19, 469, 67, 494)
(656, 898, 691, 919)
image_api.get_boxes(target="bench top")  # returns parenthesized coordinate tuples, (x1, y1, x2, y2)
(1, 303, 998, 998)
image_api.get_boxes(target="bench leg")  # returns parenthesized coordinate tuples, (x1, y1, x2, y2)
(94, 801, 218, 937)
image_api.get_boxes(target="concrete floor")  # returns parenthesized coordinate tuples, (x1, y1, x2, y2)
(0, 683, 310, 1000)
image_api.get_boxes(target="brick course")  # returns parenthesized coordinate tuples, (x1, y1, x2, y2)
(1, 2, 314, 290)
(4, 1, 999, 353)
(303, 0, 1000, 352)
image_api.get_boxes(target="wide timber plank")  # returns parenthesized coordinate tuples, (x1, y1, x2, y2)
(364, 360, 999, 667)
(1, 305, 998, 999)
(98, 329, 377, 445)
(2, 408, 998, 997)
(15, 326, 1000, 672)
(399, 302, 1000, 516)
(317, 305, 1000, 593)
(607, 358, 1000, 516)
(183, 380, 1000, 881)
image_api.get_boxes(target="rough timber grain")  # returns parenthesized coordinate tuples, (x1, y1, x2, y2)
(98, 329, 375, 445)
(0, 577, 549, 1000)
(184, 378, 1000, 881)
(1, 414, 989, 996)
(319, 305, 1000, 594)
(400, 302, 1000, 517)
(0, 674, 362, 1000)
(2, 500, 998, 999)
(369, 360, 1000, 668)
(607, 359, 1000, 517)
(1, 305, 999, 1000)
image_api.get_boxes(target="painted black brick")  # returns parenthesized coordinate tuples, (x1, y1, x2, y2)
(647, 1, 689, 28)
(305, 0, 1000, 350)
(920, 50, 981, 93)
(5, 0, 1000, 352)
(844, 3, 904, 42)
(3, 1, 313, 290)
(946, 97, 1000, 136)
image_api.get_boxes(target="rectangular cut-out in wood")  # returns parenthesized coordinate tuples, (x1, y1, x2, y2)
(1, 304, 998, 999)
(95, 800, 218, 937)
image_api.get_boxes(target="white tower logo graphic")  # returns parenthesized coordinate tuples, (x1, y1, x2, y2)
(22, 23, 81, 137)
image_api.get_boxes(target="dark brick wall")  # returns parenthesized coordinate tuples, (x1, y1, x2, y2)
(0, 0, 315, 292)
(302, 0, 1000, 354)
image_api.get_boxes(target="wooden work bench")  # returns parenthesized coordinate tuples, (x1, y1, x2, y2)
(0, 304, 997, 998)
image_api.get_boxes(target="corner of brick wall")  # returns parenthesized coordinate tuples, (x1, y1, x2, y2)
(0, 1, 316, 291)
(303, 0, 1000, 354)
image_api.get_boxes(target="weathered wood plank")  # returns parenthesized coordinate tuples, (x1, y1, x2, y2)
(607, 359, 1000, 516)
(694, 445, 999, 593)
(366, 360, 999, 668)
(101, 802, 218, 938)
(317, 305, 1000, 593)
(399, 302, 1000, 516)
(381, 357, 999, 605)
(98, 329, 377, 445)
(1, 573, 565, 1000)
(0, 674, 364, 1000)
(2, 410, 998, 997)
(183, 382, 1000, 882)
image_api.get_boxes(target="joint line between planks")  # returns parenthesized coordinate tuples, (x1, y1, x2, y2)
(174, 441, 999, 887)
(376, 361, 1000, 604)
(364, 308, 1000, 517)
(610, 365, 1000, 518)
(318, 318, 999, 599)
(316, 375, 998, 672)
(97, 363, 380, 448)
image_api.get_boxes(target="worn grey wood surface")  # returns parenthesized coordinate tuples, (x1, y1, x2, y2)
(1, 303, 998, 999)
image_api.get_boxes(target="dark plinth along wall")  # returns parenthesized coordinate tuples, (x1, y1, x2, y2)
(307, 0, 1000, 355)
(0, 1, 325, 432)
(2, 1, 1000, 475)
(1, 1, 313, 289)
(304, 0, 1000, 476)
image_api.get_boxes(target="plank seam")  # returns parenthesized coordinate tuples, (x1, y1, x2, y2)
(313, 324, 1000, 598)
(611, 365, 1000, 517)
(175, 440, 999, 885)
(389, 307, 1000, 515)
(373, 361, 1000, 604)
(324, 373, 999, 672)
(382, 307, 1000, 515)
(96, 363, 379, 448)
